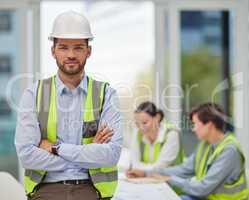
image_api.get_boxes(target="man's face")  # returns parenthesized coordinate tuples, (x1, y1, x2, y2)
(51, 38, 91, 75)
(192, 114, 211, 140)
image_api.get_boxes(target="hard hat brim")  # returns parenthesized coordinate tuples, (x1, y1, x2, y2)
(48, 33, 93, 41)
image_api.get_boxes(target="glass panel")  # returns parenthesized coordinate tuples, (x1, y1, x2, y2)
(180, 11, 233, 155)
(0, 10, 19, 179)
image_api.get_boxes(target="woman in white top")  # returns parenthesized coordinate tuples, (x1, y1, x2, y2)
(130, 101, 184, 170)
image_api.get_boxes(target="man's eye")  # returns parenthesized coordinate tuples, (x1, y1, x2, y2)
(75, 47, 84, 50)
(58, 46, 67, 50)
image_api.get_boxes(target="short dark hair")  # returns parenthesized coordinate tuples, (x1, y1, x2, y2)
(135, 101, 164, 122)
(189, 102, 226, 131)
(53, 38, 58, 47)
(53, 38, 89, 47)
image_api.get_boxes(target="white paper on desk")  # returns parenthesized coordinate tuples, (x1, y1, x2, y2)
(124, 177, 166, 184)
(118, 172, 127, 180)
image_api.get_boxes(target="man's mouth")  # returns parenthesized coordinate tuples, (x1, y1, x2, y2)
(64, 61, 79, 65)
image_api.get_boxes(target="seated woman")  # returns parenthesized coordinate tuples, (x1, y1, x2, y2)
(129, 101, 184, 170)
(127, 102, 249, 200)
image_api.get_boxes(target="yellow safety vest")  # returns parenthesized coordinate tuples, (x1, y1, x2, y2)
(137, 122, 184, 165)
(195, 134, 249, 200)
(24, 75, 118, 198)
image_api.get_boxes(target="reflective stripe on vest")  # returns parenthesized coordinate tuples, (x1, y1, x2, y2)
(82, 76, 117, 198)
(195, 134, 249, 200)
(24, 75, 117, 198)
(138, 122, 184, 165)
(24, 77, 56, 196)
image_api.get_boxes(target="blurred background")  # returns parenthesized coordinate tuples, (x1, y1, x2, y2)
(0, 0, 248, 184)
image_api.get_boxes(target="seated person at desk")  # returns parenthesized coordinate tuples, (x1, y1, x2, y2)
(129, 101, 184, 170)
(127, 102, 249, 200)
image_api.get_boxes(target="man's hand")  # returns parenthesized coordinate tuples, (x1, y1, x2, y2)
(149, 173, 171, 182)
(93, 126, 114, 144)
(126, 169, 146, 178)
(39, 139, 53, 153)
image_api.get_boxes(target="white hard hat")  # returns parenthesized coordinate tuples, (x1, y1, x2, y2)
(49, 11, 93, 41)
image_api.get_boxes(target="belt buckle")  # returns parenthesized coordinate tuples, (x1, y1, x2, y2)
(62, 180, 71, 185)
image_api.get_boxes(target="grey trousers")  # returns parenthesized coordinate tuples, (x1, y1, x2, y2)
(29, 182, 111, 200)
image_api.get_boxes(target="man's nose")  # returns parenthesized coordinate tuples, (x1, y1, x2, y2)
(67, 48, 76, 58)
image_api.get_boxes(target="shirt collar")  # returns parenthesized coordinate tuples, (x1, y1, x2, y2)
(55, 73, 88, 95)
(141, 125, 165, 144)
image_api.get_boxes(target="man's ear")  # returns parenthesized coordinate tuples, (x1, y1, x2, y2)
(155, 113, 161, 123)
(207, 121, 214, 129)
(87, 46, 92, 58)
(51, 46, 56, 59)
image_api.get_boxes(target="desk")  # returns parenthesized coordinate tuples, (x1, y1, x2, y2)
(112, 179, 181, 200)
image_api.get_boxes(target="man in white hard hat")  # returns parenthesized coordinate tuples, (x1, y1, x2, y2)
(15, 11, 122, 200)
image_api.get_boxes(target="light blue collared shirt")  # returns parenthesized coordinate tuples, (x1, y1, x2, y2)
(15, 73, 123, 182)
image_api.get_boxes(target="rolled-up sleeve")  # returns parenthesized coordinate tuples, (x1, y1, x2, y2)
(58, 86, 123, 168)
(15, 84, 78, 171)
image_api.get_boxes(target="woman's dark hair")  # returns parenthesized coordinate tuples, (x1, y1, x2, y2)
(189, 102, 226, 131)
(135, 101, 164, 122)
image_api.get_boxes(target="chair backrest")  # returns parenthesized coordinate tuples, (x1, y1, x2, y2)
(0, 172, 26, 200)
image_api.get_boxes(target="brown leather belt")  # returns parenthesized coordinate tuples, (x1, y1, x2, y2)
(57, 179, 91, 185)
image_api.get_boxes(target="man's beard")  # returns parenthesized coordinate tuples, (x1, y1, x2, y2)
(56, 59, 86, 76)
